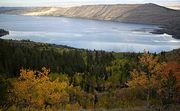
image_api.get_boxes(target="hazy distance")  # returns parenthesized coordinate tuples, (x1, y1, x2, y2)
(0, 0, 180, 9)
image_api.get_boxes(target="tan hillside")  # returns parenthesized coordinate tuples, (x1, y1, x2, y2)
(1, 3, 180, 38)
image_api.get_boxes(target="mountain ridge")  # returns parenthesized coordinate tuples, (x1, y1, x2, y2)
(0, 3, 180, 39)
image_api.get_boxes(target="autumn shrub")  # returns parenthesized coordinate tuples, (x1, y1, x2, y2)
(6, 67, 81, 110)
(128, 52, 179, 108)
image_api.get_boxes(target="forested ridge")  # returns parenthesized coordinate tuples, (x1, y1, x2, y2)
(0, 38, 180, 110)
(0, 39, 115, 76)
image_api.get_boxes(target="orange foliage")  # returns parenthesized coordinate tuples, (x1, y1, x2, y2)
(128, 69, 148, 88)
(128, 53, 179, 104)
(139, 52, 165, 75)
(161, 61, 180, 93)
(128, 52, 164, 89)
(162, 61, 180, 83)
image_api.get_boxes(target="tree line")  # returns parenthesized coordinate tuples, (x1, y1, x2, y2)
(0, 39, 180, 110)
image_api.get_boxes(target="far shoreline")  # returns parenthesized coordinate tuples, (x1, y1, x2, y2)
(7, 13, 179, 39)
(0, 29, 9, 37)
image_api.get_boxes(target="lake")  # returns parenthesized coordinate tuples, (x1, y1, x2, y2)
(0, 14, 180, 53)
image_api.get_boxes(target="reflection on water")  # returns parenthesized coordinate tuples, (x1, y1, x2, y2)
(0, 14, 180, 53)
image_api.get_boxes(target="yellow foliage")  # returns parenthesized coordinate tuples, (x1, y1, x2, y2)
(139, 52, 165, 75)
(128, 69, 148, 88)
(9, 67, 70, 110)
(19, 68, 36, 80)
(65, 103, 81, 110)
(128, 52, 165, 89)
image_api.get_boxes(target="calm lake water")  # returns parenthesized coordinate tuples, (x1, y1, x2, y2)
(0, 14, 180, 53)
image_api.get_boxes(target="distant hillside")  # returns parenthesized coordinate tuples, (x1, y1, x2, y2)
(0, 3, 180, 39)
(2, 4, 178, 25)
(0, 7, 33, 14)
